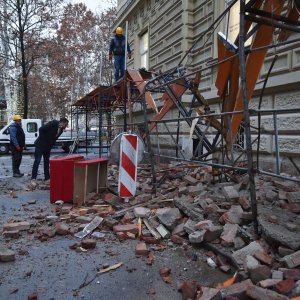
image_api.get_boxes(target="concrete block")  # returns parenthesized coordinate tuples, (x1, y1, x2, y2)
(189, 230, 205, 244)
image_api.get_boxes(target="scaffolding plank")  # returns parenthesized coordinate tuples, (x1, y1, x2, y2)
(228, 0, 284, 144)
(127, 69, 158, 114)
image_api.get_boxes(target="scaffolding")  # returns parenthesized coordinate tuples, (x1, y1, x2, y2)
(71, 0, 300, 234)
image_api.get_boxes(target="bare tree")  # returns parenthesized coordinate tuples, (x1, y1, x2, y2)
(0, 0, 64, 118)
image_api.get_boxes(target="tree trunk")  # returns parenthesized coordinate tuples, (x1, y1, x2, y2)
(17, 0, 29, 118)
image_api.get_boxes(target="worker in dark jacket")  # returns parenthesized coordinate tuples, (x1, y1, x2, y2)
(109, 26, 132, 81)
(31, 117, 69, 185)
(9, 115, 26, 177)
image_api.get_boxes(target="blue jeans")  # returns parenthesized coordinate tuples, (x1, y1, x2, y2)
(31, 147, 51, 180)
(114, 55, 125, 81)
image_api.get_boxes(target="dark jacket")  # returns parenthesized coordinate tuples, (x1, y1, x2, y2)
(109, 35, 131, 56)
(34, 120, 63, 150)
(9, 123, 25, 148)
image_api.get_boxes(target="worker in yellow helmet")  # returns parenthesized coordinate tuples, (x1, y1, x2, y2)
(9, 115, 26, 177)
(109, 26, 132, 81)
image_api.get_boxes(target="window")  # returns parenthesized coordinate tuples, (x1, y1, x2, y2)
(27, 122, 38, 133)
(140, 31, 149, 69)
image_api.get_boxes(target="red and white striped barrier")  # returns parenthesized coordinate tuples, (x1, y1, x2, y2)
(118, 134, 138, 199)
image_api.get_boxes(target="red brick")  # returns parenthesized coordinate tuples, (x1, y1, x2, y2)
(274, 278, 295, 295)
(171, 234, 185, 245)
(246, 285, 289, 300)
(113, 224, 138, 234)
(254, 250, 273, 265)
(55, 223, 69, 235)
(3, 221, 30, 232)
(81, 239, 96, 250)
(135, 242, 149, 256)
(221, 224, 238, 246)
(126, 232, 136, 240)
(27, 292, 38, 300)
(3, 230, 20, 239)
(283, 269, 300, 280)
(42, 229, 55, 238)
(268, 215, 279, 224)
(75, 216, 93, 224)
(178, 281, 198, 300)
(285, 203, 300, 213)
(238, 196, 251, 210)
(142, 236, 160, 244)
(159, 267, 171, 277)
(195, 220, 213, 230)
(116, 232, 127, 241)
(183, 175, 198, 185)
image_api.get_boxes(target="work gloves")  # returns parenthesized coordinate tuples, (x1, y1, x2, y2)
(109, 54, 112, 61)
(128, 52, 132, 59)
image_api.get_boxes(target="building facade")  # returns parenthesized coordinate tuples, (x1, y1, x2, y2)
(114, 0, 300, 175)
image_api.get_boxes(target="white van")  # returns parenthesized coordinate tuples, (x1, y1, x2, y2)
(0, 119, 96, 154)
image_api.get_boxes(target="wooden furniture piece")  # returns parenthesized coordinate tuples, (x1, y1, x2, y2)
(50, 155, 84, 203)
(73, 158, 109, 206)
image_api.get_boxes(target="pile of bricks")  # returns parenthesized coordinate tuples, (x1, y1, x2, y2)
(1, 162, 300, 299)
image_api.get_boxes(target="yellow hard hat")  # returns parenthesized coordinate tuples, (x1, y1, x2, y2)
(116, 27, 123, 35)
(13, 114, 22, 121)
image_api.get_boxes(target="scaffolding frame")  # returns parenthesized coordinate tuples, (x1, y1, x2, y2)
(71, 0, 300, 234)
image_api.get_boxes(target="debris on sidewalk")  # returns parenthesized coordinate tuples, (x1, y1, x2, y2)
(1, 162, 300, 299)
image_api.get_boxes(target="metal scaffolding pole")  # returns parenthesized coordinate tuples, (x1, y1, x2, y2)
(239, 0, 258, 235)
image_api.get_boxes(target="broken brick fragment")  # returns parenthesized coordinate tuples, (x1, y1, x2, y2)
(55, 223, 69, 235)
(81, 239, 96, 250)
(135, 241, 149, 256)
(3, 221, 30, 232)
(238, 196, 251, 210)
(274, 278, 295, 295)
(126, 232, 136, 240)
(254, 250, 273, 265)
(3, 230, 20, 239)
(246, 285, 289, 300)
(171, 234, 185, 245)
(159, 267, 171, 277)
(113, 224, 138, 234)
(116, 232, 127, 241)
(159, 267, 172, 284)
(177, 280, 198, 300)
(27, 292, 38, 300)
(142, 236, 160, 244)
(283, 268, 300, 280)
